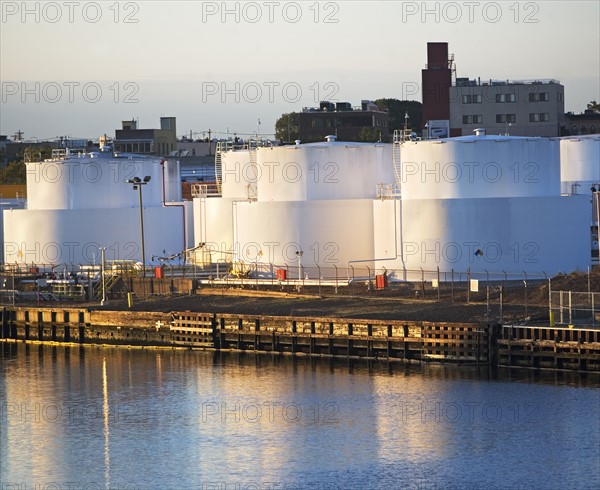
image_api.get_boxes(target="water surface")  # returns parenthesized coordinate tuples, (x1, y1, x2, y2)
(1, 343, 599, 489)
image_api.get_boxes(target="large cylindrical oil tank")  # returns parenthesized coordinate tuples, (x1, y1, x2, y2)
(220, 149, 256, 199)
(400, 135, 560, 199)
(26, 153, 178, 210)
(3, 206, 186, 264)
(559, 135, 600, 195)
(232, 199, 374, 267)
(256, 142, 394, 202)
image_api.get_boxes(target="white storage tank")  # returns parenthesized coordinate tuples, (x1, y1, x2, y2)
(5, 151, 189, 265)
(400, 134, 560, 199)
(26, 153, 180, 210)
(256, 141, 394, 202)
(220, 149, 257, 200)
(373, 195, 589, 278)
(233, 199, 374, 267)
(559, 135, 600, 195)
(3, 207, 188, 265)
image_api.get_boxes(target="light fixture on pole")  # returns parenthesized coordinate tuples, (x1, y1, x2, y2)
(126, 175, 151, 277)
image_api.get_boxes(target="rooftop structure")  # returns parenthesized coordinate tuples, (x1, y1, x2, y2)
(114, 117, 177, 156)
(299, 101, 389, 142)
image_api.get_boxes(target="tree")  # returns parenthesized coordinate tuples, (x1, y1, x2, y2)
(587, 101, 600, 113)
(0, 160, 26, 184)
(0, 145, 53, 184)
(357, 127, 380, 143)
(374, 99, 423, 135)
(275, 112, 300, 143)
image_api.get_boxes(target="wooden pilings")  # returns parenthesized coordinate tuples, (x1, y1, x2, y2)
(1, 307, 88, 343)
(2, 306, 600, 371)
(208, 314, 488, 363)
(498, 325, 600, 371)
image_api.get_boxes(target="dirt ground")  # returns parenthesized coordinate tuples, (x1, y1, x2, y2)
(56, 286, 545, 324)
(15, 269, 600, 324)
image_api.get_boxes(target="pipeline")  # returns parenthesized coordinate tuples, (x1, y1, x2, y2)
(161, 160, 187, 264)
(347, 197, 406, 281)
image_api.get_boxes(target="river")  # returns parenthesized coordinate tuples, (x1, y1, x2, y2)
(1, 343, 599, 490)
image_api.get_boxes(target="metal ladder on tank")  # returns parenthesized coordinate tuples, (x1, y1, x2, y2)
(246, 141, 258, 201)
(214, 141, 228, 194)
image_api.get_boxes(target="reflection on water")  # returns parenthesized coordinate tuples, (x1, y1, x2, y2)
(1, 343, 599, 490)
(102, 357, 110, 490)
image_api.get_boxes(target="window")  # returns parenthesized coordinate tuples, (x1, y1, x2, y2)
(497, 93, 515, 103)
(591, 125, 597, 134)
(462, 94, 482, 104)
(571, 125, 578, 135)
(463, 115, 482, 124)
(530, 92, 549, 102)
(498, 114, 516, 123)
(530, 113, 549, 122)
(581, 125, 588, 134)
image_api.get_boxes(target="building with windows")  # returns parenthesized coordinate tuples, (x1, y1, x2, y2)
(421, 42, 566, 137)
(565, 110, 600, 136)
(298, 101, 389, 142)
(113, 117, 177, 156)
(450, 78, 565, 137)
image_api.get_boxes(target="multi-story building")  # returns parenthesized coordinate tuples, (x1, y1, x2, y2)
(113, 117, 177, 156)
(421, 42, 566, 137)
(450, 78, 565, 137)
(299, 101, 390, 142)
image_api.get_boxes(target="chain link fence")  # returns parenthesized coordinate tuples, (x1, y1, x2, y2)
(0, 261, 596, 323)
(550, 291, 600, 326)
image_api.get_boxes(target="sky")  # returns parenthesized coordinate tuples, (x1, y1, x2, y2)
(1, 0, 599, 141)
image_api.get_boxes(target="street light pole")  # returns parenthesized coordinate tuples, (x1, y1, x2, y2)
(127, 176, 151, 277)
(137, 183, 146, 276)
(100, 246, 106, 305)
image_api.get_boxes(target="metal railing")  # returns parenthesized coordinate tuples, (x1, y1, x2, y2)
(191, 183, 221, 198)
